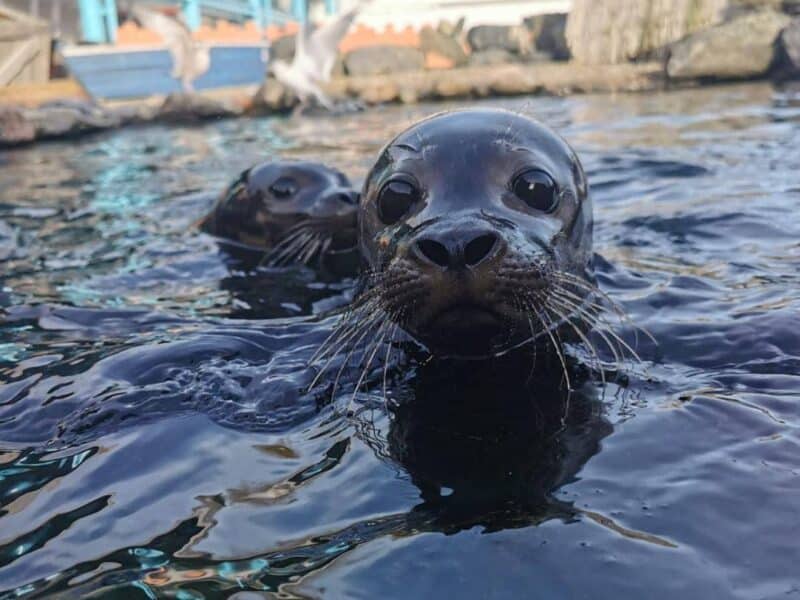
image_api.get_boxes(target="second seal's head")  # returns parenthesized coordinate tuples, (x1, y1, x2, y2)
(359, 109, 593, 358)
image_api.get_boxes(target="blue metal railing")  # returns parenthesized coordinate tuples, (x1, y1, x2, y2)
(78, 0, 119, 43)
(78, 0, 340, 43)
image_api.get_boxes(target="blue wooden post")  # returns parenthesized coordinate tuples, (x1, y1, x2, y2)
(291, 0, 306, 23)
(182, 0, 201, 30)
(78, 0, 105, 43)
(77, 0, 118, 43)
(249, 0, 270, 28)
(263, 0, 272, 28)
(103, 0, 118, 42)
(324, 0, 337, 14)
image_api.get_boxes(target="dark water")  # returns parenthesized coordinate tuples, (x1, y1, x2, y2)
(1, 83, 799, 599)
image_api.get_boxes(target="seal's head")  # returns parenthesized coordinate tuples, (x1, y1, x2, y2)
(359, 109, 592, 358)
(201, 160, 359, 268)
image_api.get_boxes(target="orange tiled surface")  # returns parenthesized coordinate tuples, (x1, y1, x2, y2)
(116, 19, 423, 50)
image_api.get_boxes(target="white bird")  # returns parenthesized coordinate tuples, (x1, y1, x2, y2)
(131, 5, 211, 93)
(271, 3, 365, 113)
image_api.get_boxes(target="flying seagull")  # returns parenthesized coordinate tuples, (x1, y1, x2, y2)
(271, 3, 366, 113)
(131, 5, 211, 93)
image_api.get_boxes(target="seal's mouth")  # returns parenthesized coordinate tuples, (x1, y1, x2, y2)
(328, 227, 358, 252)
(421, 303, 515, 357)
(430, 304, 501, 330)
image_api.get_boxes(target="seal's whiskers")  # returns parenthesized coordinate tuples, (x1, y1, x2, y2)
(348, 318, 394, 410)
(552, 272, 656, 346)
(266, 229, 315, 266)
(307, 298, 382, 391)
(330, 311, 390, 401)
(542, 300, 608, 387)
(551, 292, 643, 365)
(546, 293, 625, 368)
(529, 303, 572, 391)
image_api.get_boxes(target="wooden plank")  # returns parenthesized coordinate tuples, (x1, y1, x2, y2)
(0, 37, 39, 86)
(0, 4, 48, 28)
(0, 78, 89, 107)
(0, 23, 48, 41)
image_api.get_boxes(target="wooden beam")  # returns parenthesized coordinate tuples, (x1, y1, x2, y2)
(0, 36, 39, 86)
(0, 78, 89, 107)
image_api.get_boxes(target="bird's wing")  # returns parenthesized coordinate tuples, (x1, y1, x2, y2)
(302, 4, 362, 81)
(292, 20, 311, 68)
(131, 5, 195, 79)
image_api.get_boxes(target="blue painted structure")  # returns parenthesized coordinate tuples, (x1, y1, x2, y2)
(78, 0, 339, 43)
(63, 45, 268, 99)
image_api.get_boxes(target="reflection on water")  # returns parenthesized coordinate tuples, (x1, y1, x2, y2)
(1, 83, 799, 598)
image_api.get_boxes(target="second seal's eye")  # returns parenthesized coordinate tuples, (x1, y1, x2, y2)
(512, 170, 558, 213)
(269, 177, 298, 199)
(378, 179, 420, 224)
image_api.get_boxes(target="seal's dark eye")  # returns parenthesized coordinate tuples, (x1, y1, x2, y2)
(269, 176, 298, 199)
(378, 179, 420, 224)
(512, 170, 558, 213)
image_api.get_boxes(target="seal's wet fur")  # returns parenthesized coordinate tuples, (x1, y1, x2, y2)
(358, 109, 593, 359)
(200, 160, 359, 268)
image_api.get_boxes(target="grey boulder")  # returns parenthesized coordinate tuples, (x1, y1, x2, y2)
(344, 45, 425, 76)
(667, 10, 792, 80)
(775, 17, 800, 78)
(0, 106, 35, 146)
(524, 13, 570, 60)
(419, 25, 468, 66)
(468, 49, 521, 66)
(466, 24, 531, 55)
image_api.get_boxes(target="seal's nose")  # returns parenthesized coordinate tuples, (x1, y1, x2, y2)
(412, 229, 501, 270)
(313, 189, 359, 217)
(334, 190, 359, 205)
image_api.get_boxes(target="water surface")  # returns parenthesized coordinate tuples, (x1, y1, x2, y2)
(1, 83, 799, 598)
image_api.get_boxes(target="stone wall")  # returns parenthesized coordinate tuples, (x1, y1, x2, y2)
(566, 0, 729, 64)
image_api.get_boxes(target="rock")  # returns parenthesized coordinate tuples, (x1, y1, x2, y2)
(252, 77, 296, 112)
(783, 1, 800, 15)
(358, 80, 400, 104)
(667, 10, 792, 79)
(468, 49, 521, 66)
(725, 0, 784, 18)
(775, 17, 800, 78)
(399, 87, 421, 104)
(467, 25, 532, 55)
(420, 26, 468, 67)
(567, 0, 729, 64)
(157, 93, 241, 122)
(524, 13, 570, 60)
(270, 34, 296, 62)
(110, 103, 157, 126)
(433, 71, 475, 98)
(344, 46, 425, 76)
(437, 17, 465, 38)
(491, 70, 542, 95)
(26, 102, 121, 139)
(0, 106, 35, 146)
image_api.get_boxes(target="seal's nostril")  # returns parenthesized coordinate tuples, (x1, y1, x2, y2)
(337, 192, 358, 205)
(415, 239, 451, 268)
(464, 233, 498, 266)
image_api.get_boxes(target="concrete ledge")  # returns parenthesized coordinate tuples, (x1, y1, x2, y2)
(3, 61, 669, 147)
(327, 61, 665, 104)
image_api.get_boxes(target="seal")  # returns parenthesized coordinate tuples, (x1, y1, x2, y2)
(200, 160, 360, 270)
(357, 108, 593, 359)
